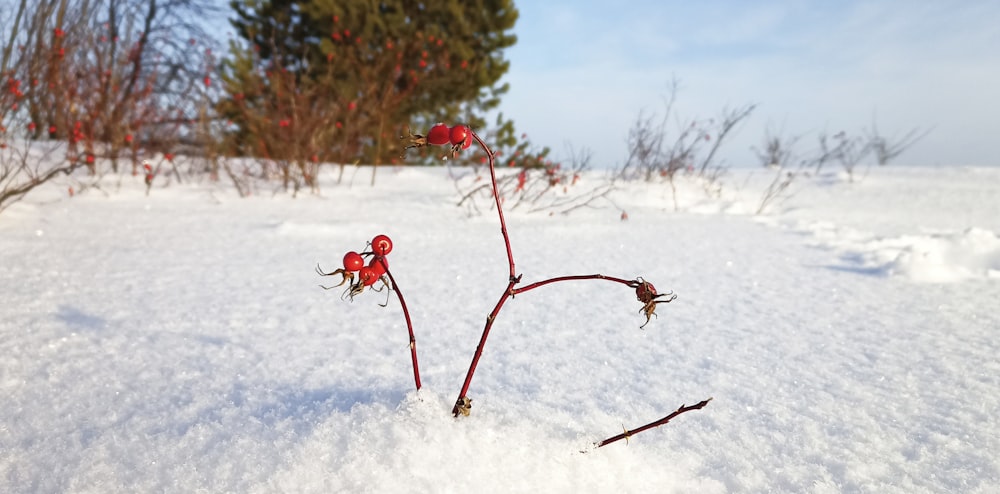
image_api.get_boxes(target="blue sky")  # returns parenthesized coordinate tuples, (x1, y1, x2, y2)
(500, 1, 1000, 168)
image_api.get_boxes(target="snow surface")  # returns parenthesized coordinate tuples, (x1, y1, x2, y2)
(1, 164, 999, 493)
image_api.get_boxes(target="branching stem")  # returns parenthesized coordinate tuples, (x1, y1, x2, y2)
(451, 134, 648, 416)
(442, 128, 687, 427)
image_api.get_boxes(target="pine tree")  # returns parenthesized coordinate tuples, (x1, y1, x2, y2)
(221, 0, 518, 169)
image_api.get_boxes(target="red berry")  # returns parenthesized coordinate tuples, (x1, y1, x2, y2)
(462, 132, 472, 150)
(427, 123, 450, 146)
(368, 256, 387, 277)
(358, 266, 379, 286)
(448, 125, 469, 146)
(343, 251, 364, 272)
(371, 234, 393, 256)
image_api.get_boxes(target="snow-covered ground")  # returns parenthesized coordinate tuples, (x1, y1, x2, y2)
(2, 163, 998, 492)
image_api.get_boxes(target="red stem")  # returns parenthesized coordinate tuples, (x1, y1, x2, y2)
(470, 130, 516, 280)
(452, 130, 518, 416)
(380, 257, 421, 390)
(595, 398, 712, 448)
(452, 280, 516, 416)
(449, 131, 651, 417)
(512, 274, 637, 296)
(451, 273, 640, 415)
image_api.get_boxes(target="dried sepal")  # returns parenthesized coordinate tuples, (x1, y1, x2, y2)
(400, 126, 429, 156)
(633, 278, 677, 329)
(453, 396, 472, 417)
(316, 264, 354, 290)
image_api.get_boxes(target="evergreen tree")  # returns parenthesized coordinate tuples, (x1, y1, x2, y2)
(221, 0, 518, 168)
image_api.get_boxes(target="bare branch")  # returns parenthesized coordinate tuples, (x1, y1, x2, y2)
(594, 398, 712, 448)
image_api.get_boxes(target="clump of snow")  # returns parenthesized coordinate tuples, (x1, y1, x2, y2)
(776, 221, 1000, 283)
(1, 163, 998, 492)
(885, 228, 1000, 282)
(747, 166, 1000, 283)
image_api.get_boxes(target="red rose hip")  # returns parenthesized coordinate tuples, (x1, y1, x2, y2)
(343, 251, 364, 272)
(371, 234, 393, 256)
(449, 125, 469, 146)
(427, 123, 450, 146)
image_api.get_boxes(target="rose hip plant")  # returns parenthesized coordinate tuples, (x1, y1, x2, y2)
(320, 123, 710, 448)
(317, 233, 421, 390)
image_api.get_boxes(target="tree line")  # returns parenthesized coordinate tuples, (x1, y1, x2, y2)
(1, 0, 521, 209)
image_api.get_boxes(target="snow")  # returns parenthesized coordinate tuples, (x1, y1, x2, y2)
(2, 163, 999, 492)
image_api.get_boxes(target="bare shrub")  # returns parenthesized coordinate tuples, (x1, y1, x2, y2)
(0, 137, 80, 213)
(453, 135, 615, 216)
(808, 131, 839, 174)
(807, 116, 928, 182)
(18, 0, 217, 169)
(752, 127, 802, 215)
(1, 0, 221, 214)
(865, 120, 930, 167)
(617, 81, 754, 211)
(0, 0, 83, 211)
(750, 116, 930, 213)
(830, 131, 871, 183)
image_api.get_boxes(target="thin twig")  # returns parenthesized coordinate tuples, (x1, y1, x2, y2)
(472, 130, 516, 280)
(380, 257, 421, 390)
(595, 398, 712, 448)
(512, 274, 637, 296)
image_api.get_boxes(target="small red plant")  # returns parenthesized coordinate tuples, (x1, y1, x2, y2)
(318, 234, 420, 390)
(321, 125, 708, 449)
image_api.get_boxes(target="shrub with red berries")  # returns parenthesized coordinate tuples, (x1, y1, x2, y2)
(322, 122, 707, 449)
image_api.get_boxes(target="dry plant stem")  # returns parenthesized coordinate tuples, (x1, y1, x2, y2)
(380, 258, 421, 390)
(596, 398, 712, 448)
